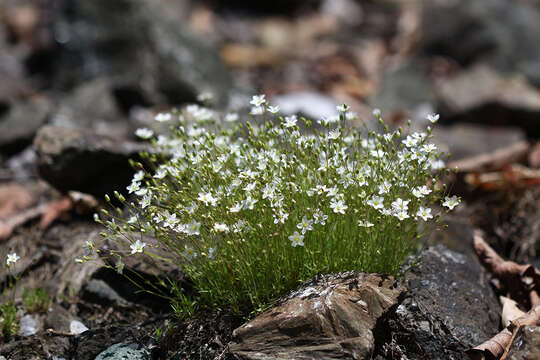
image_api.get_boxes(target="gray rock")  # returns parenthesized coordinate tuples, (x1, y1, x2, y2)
(370, 60, 435, 119)
(506, 326, 540, 360)
(82, 279, 130, 306)
(72, 326, 140, 360)
(54, 0, 233, 107)
(0, 97, 51, 154)
(51, 78, 130, 139)
(383, 245, 500, 360)
(272, 92, 338, 120)
(33, 125, 148, 196)
(45, 304, 85, 333)
(95, 341, 150, 360)
(229, 272, 403, 359)
(431, 123, 526, 161)
(436, 65, 540, 136)
(420, 0, 540, 87)
(19, 314, 39, 336)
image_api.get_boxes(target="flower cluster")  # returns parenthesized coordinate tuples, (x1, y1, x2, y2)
(95, 95, 459, 315)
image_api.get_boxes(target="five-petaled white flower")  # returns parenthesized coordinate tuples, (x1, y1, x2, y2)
(6, 253, 19, 267)
(412, 185, 432, 198)
(442, 195, 460, 210)
(250, 94, 266, 107)
(288, 231, 304, 247)
(297, 216, 314, 234)
(135, 128, 154, 139)
(391, 198, 410, 212)
(283, 115, 298, 128)
(416, 207, 433, 221)
(367, 196, 384, 210)
(224, 113, 239, 122)
(198, 192, 218, 206)
(394, 211, 410, 221)
(130, 240, 146, 254)
(372, 108, 381, 117)
(330, 199, 348, 214)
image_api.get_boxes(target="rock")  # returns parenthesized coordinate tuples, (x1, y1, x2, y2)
(51, 78, 131, 139)
(0, 97, 51, 154)
(95, 341, 150, 360)
(82, 279, 130, 307)
(33, 125, 148, 196)
(229, 272, 403, 359)
(70, 320, 89, 335)
(431, 123, 526, 161)
(320, 0, 364, 27)
(370, 60, 435, 120)
(420, 0, 540, 87)
(54, 0, 233, 107)
(272, 91, 338, 120)
(436, 65, 540, 136)
(71, 325, 140, 360)
(382, 245, 500, 360)
(506, 326, 540, 360)
(19, 314, 39, 336)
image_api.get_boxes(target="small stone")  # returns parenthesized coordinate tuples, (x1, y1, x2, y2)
(506, 326, 540, 360)
(95, 341, 150, 360)
(19, 314, 39, 336)
(70, 320, 89, 335)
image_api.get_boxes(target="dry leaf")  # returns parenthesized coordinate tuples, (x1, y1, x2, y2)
(39, 197, 73, 230)
(0, 182, 35, 218)
(500, 296, 525, 328)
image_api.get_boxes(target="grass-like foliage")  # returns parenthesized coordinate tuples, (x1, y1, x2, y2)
(0, 302, 18, 339)
(22, 288, 51, 314)
(91, 96, 459, 315)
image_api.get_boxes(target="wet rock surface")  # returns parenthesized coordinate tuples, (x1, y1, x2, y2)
(33, 125, 148, 196)
(95, 341, 150, 360)
(506, 325, 540, 360)
(229, 272, 403, 360)
(381, 245, 501, 360)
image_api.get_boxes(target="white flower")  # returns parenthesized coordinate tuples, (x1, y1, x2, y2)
(372, 108, 381, 117)
(274, 211, 289, 224)
(243, 196, 258, 210)
(416, 207, 433, 221)
(283, 115, 298, 128)
(394, 210, 410, 221)
(130, 240, 146, 254)
(336, 104, 350, 112)
(154, 168, 167, 179)
(213, 223, 230, 233)
(135, 128, 154, 139)
(327, 129, 340, 140)
(83, 240, 95, 256)
(288, 231, 304, 247)
(133, 171, 145, 182)
(207, 247, 216, 260)
(182, 245, 197, 261)
(330, 199, 348, 214)
(224, 112, 239, 122)
(243, 182, 256, 192)
(127, 181, 140, 194)
(427, 113, 440, 123)
(250, 94, 266, 107)
(297, 216, 314, 234)
(391, 198, 410, 212)
(267, 105, 280, 114)
(154, 112, 172, 122)
(127, 215, 137, 224)
(186, 220, 201, 236)
(367, 196, 384, 210)
(421, 144, 437, 153)
(198, 192, 218, 206)
(6, 253, 20, 266)
(402, 136, 417, 148)
(313, 210, 328, 225)
(140, 194, 152, 209)
(378, 181, 391, 195)
(229, 202, 242, 213)
(412, 185, 432, 198)
(358, 220, 374, 228)
(442, 195, 460, 210)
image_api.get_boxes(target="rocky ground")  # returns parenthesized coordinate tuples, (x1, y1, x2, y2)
(1, 0, 540, 359)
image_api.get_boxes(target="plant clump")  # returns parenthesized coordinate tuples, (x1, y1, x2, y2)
(91, 95, 459, 315)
